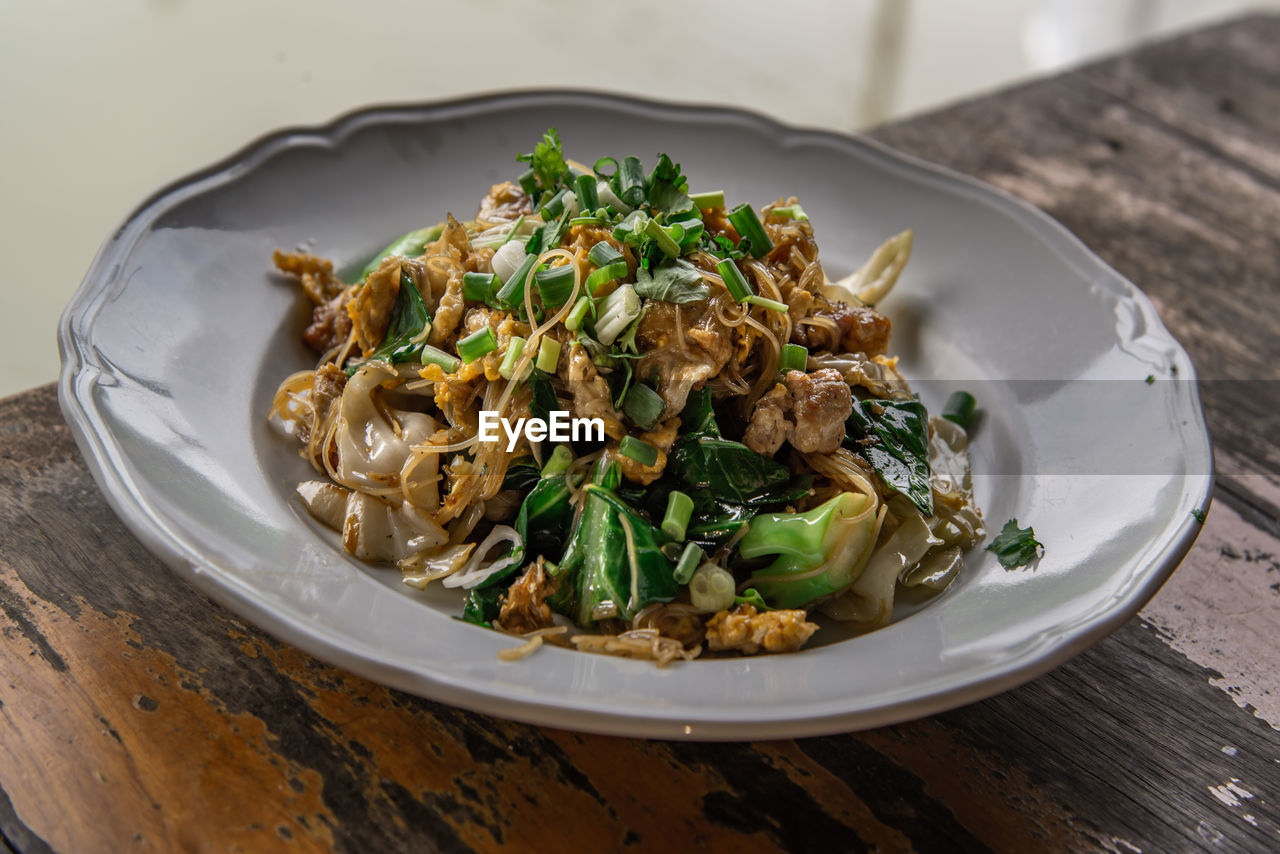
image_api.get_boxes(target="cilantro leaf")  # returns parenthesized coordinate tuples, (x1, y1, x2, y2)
(634, 258, 709, 304)
(516, 128, 568, 195)
(646, 153, 695, 216)
(986, 518, 1043, 569)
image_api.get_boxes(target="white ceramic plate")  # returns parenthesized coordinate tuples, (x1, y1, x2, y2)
(58, 92, 1212, 739)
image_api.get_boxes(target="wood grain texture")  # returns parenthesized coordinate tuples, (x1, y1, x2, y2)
(3, 14, 1280, 853)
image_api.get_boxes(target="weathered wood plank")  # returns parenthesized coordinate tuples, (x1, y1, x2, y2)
(1, 384, 1276, 852)
(2, 14, 1279, 854)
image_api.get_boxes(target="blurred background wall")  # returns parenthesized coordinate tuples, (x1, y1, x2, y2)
(1, 0, 1274, 398)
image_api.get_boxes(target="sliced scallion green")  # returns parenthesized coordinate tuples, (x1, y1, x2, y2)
(643, 218, 681, 258)
(671, 217, 704, 247)
(457, 327, 498, 363)
(770, 203, 808, 221)
(497, 253, 538, 308)
(588, 242, 623, 267)
(535, 337, 561, 373)
(565, 296, 592, 332)
(534, 264, 576, 307)
(623, 383, 664, 432)
(575, 173, 599, 212)
(619, 435, 658, 467)
(746, 294, 788, 313)
(592, 156, 618, 178)
(585, 260, 628, 295)
(462, 271, 496, 303)
(541, 444, 573, 476)
(498, 214, 526, 246)
(420, 345, 460, 373)
(728, 203, 774, 258)
(617, 155, 645, 207)
(779, 343, 808, 374)
(661, 490, 694, 541)
(673, 542, 703, 584)
(497, 336, 527, 380)
(716, 258, 754, 302)
(517, 168, 538, 198)
(540, 188, 569, 219)
(689, 190, 725, 209)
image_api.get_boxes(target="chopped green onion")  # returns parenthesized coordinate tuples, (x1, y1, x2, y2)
(588, 242, 623, 267)
(623, 383, 664, 431)
(462, 271, 496, 303)
(497, 336, 527, 380)
(674, 543, 703, 584)
(689, 563, 736, 613)
(716, 258, 755, 301)
(593, 156, 618, 178)
(617, 156, 646, 207)
(497, 253, 538, 308)
(728, 203, 774, 258)
(671, 217, 704, 247)
(770, 203, 808, 221)
(746, 294, 788, 313)
(457, 327, 498, 363)
(619, 435, 658, 467)
(565, 296, 592, 332)
(643, 218, 681, 258)
(499, 214, 526, 246)
(942, 390, 977, 431)
(534, 264, 576, 307)
(779, 343, 808, 374)
(517, 168, 538, 198)
(585, 260, 628, 295)
(419, 345, 460, 373)
(689, 190, 724, 209)
(535, 337, 561, 373)
(540, 188, 569, 219)
(568, 214, 607, 227)
(575, 173, 599, 212)
(662, 490, 694, 540)
(595, 284, 641, 345)
(541, 444, 573, 476)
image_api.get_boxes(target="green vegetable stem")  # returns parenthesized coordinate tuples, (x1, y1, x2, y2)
(738, 491, 881, 609)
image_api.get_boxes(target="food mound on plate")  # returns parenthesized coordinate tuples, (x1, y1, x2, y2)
(269, 129, 983, 665)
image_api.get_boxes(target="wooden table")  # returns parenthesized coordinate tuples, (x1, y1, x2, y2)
(4, 15, 1279, 852)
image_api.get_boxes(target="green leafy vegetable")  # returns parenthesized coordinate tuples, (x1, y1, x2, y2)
(986, 518, 1043, 569)
(941, 390, 977, 431)
(516, 128, 568, 196)
(738, 491, 880, 608)
(552, 462, 677, 625)
(358, 224, 443, 281)
(678, 387, 720, 436)
(845, 397, 934, 516)
(515, 471, 575, 562)
(348, 270, 430, 373)
(460, 584, 506, 627)
(668, 433, 791, 504)
(1191, 508, 1207, 525)
(633, 258, 709, 304)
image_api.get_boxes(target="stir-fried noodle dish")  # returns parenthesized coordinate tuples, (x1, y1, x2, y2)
(270, 130, 983, 664)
